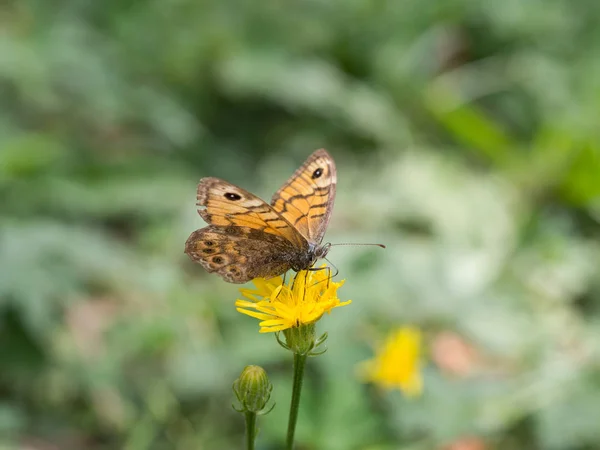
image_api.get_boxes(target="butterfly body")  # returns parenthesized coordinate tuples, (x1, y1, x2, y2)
(185, 149, 336, 283)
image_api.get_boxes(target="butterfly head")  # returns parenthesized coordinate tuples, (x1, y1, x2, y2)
(291, 242, 331, 272)
(314, 242, 332, 260)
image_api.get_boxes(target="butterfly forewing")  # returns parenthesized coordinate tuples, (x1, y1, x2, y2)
(195, 177, 307, 249)
(271, 149, 337, 245)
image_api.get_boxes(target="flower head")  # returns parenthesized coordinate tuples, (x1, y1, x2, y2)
(359, 327, 423, 397)
(235, 267, 351, 333)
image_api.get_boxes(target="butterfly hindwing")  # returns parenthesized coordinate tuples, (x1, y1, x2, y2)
(271, 149, 337, 245)
(185, 226, 298, 283)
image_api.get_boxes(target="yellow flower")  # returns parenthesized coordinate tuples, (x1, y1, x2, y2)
(235, 267, 351, 333)
(359, 327, 423, 397)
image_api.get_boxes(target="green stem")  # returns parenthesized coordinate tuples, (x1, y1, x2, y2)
(245, 411, 257, 450)
(286, 352, 308, 450)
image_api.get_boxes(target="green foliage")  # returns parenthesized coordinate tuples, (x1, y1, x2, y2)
(1, 0, 600, 449)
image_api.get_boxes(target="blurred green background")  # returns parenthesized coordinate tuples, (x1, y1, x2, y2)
(2, 1, 600, 449)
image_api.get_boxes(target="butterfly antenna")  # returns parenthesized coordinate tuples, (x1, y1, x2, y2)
(329, 243, 386, 249)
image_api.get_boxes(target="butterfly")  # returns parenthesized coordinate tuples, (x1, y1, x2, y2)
(184, 149, 337, 283)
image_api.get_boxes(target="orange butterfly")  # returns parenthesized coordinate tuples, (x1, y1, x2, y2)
(185, 149, 337, 283)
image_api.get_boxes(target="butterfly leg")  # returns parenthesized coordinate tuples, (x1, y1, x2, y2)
(303, 269, 309, 301)
(323, 257, 339, 280)
(288, 269, 308, 300)
(305, 265, 331, 289)
(273, 271, 288, 301)
(315, 259, 339, 289)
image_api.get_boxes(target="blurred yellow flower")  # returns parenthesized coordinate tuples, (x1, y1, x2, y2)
(235, 267, 351, 333)
(360, 327, 423, 397)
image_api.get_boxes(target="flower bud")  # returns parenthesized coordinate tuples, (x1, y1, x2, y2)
(233, 365, 273, 414)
